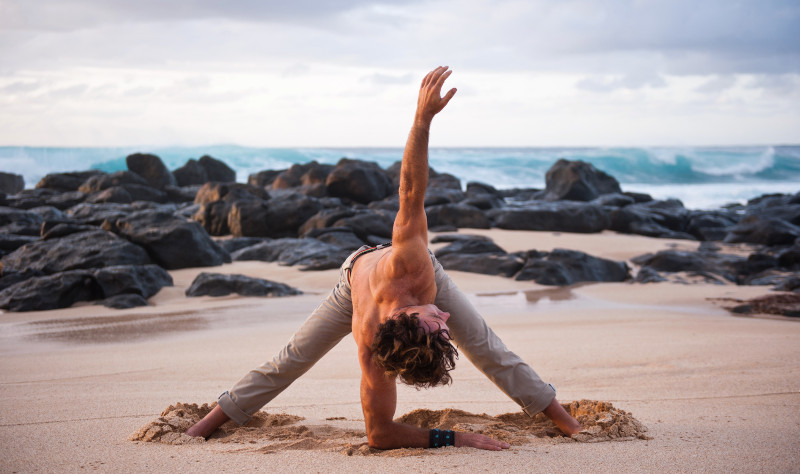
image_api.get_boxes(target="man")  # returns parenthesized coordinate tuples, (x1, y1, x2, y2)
(187, 66, 581, 449)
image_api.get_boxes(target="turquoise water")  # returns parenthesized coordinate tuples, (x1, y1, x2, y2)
(1, 145, 798, 210)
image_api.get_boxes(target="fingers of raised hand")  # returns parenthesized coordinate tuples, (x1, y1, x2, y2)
(433, 69, 453, 91)
(441, 87, 457, 106)
(422, 66, 448, 88)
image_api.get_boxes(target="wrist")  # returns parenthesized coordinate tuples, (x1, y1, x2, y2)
(413, 114, 433, 129)
(429, 428, 455, 448)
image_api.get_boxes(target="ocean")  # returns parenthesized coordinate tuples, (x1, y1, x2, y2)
(1, 145, 798, 210)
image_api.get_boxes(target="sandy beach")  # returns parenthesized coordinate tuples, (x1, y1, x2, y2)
(1, 229, 798, 472)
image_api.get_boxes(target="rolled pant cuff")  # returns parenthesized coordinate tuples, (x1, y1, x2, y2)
(521, 383, 557, 417)
(217, 391, 252, 425)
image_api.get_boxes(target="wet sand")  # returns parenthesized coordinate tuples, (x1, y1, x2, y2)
(1, 230, 798, 472)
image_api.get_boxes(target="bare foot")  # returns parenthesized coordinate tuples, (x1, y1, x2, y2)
(186, 405, 230, 438)
(542, 397, 582, 435)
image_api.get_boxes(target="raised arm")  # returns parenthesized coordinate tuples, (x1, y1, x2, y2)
(392, 66, 457, 247)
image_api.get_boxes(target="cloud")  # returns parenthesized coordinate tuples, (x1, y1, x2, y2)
(360, 72, 413, 85)
(576, 71, 667, 92)
(0, 0, 797, 79)
(46, 83, 88, 98)
(0, 0, 416, 31)
(282, 64, 311, 77)
(746, 74, 800, 96)
(0, 80, 42, 94)
(695, 75, 738, 94)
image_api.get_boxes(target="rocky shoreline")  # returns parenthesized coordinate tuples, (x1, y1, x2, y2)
(0, 154, 798, 312)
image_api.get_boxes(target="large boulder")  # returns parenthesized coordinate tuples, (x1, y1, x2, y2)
(515, 249, 630, 285)
(325, 159, 393, 204)
(192, 182, 270, 235)
(3, 188, 52, 210)
(304, 227, 366, 251)
(608, 200, 695, 240)
(686, 211, 739, 241)
(426, 203, 490, 230)
(0, 270, 102, 311)
(386, 161, 462, 191)
(79, 170, 151, 194)
(44, 191, 87, 210)
(194, 182, 269, 205)
(93, 264, 173, 299)
(214, 237, 268, 254)
(36, 170, 105, 192)
(198, 155, 236, 183)
(185, 272, 301, 298)
(488, 202, 610, 233)
(194, 200, 236, 236)
(86, 183, 167, 204)
(1, 229, 152, 274)
(723, 215, 800, 246)
(543, 159, 621, 201)
(777, 244, 800, 270)
(0, 268, 45, 292)
(0, 234, 38, 254)
(87, 186, 133, 204)
(173, 159, 208, 186)
(100, 294, 149, 309)
(432, 236, 523, 278)
(631, 249, 749, 283)
(0, 207, 45, 235)
(272, 161, 334, 189)
(299, 207, 358, 235)
(438, 252, 525, 278)
(126, 153, 177, 189)
(231, 238, 351, 270)
(65, 202, 136, 225)
(248, 169, 284, 188)
(41, 221, 99, 240)
(0, 172, 24, 194)
(744, 193, 800, 225)
(434, 238, 507, 259)
(463, 184, 505, 210)
(331, 209, 394, 242)
(0, 264, 172, 312)
(227, 194, 323, 238)
(106, 210, 230, 269)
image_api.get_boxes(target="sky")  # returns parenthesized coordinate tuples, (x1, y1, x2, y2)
(0, 0, 798, 147)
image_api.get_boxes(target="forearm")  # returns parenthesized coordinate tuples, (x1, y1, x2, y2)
(367, 421, 431, 449)
(398, 119, 431, 212)
(186, 404, 230, 438)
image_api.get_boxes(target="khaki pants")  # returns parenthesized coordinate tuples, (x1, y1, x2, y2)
(218, 247, 556, 425)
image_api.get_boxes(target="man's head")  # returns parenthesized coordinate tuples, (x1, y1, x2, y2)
(370, 304, 458, 388)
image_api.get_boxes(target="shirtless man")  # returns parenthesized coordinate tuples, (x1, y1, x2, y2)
(187, 66, 581, 449)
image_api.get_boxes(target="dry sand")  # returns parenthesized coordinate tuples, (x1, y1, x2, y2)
(1, 229, 798, 472)
(129, 399, 649, 452)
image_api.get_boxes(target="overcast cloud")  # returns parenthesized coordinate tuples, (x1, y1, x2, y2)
(0, 0, 798, 146)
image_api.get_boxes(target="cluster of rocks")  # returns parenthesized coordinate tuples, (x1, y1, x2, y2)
(1, 153, 798, 312)
(431, 234, 630, 285)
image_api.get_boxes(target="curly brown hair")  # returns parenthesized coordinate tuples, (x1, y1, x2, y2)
(370, 312, 458, 388)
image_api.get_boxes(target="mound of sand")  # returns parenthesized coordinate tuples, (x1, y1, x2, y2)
(131, 400, 649, 454)
(397, 400, 650, 444)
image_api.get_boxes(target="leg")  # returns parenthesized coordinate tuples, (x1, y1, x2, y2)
(217, 283, 354, 424)
(431, 255, 580, 433)
(188, 266, 356, 437)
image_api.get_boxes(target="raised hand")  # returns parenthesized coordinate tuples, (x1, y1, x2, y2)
(454, 431, 511, 451)
(415, 66, 457, 124)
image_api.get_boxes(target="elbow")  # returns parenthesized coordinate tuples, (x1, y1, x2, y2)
(366, 426, 394, 450)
